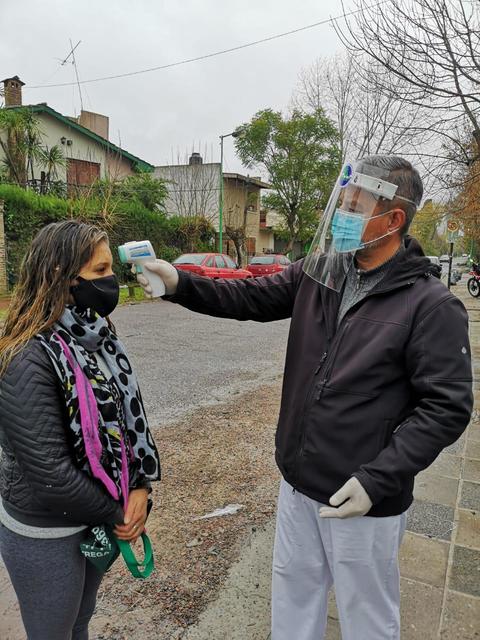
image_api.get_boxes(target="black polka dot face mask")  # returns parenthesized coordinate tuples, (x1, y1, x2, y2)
(70, 275, 120, 317)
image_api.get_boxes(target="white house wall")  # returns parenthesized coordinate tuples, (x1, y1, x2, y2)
(154, 163, 221, 229)
(0, 113, 136, 184)
(33, 113, 111, 182)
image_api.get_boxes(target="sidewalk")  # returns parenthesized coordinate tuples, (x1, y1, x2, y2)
(181, 277, 480, 640)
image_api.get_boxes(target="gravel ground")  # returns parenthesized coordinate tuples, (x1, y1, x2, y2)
(110, 299, 290, 426)
(86, 300, 290, 639)
(91, 381, 283, 640)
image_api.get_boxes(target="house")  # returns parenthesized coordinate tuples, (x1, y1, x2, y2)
(0, 75, 153, 190)
(154, 153, 274, 258)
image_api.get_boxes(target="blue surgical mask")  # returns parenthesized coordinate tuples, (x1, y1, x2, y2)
(331, 208, 395, 253)
(331, 209, 366, 252)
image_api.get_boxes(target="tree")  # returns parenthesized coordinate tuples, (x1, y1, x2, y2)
(91, 172, 168, 212)
(0, 108, 68, 194)
(336, 0, 480, 176)
(223, 183, 258, 266)
(38, 145, 66, 193)
(452, 157, 480, 257)
(294, 54, 355, 162)
(0, 107, 42, 186)
(114, 173, 168, 211)
(294, 52, 430, 166)
(165, 154, 219, 222)
(161, 153, 220, 251)
(234, 109, 340, 254)
(409, 199, 448, 255)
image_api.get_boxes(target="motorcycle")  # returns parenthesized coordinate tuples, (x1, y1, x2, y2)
(467, 263, 480, 297)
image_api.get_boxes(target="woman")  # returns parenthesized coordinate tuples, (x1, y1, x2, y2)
(0, 220, 161, 640)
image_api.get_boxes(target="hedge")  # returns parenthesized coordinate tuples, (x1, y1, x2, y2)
(0, 184, 215, 286)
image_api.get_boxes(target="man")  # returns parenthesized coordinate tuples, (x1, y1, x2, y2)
(137, 156, 473, 640)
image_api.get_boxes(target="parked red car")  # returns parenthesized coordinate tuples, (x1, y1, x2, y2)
(172, 253, 252, 279)
(246, 254, 291, 277)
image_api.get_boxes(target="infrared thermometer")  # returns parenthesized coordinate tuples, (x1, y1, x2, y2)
(118, 240, 166, 298)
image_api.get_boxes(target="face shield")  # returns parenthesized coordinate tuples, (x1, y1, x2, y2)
(303, 161, 415, 291)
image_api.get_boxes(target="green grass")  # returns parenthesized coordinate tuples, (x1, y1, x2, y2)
(119, 285, 147, 305)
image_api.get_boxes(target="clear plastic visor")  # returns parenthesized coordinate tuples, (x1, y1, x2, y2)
(303, 162, 402, 291)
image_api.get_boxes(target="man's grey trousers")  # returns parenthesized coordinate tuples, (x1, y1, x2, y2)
(272, 479, 407, 640)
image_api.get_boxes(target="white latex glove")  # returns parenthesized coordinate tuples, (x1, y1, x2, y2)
(135, 259, 179, 296)
(318, 477, 373, 519)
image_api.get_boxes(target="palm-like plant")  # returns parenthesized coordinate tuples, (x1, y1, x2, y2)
(0, 108, 43, 187)
(38, 145, 66, 190)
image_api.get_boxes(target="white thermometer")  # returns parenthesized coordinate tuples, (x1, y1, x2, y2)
(118, 240, 166, 298)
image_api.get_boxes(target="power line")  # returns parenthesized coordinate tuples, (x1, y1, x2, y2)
(28, 2, 387, 89)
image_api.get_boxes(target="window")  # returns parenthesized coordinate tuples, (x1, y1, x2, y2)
(250, 256, 275, 265)
(280, 256, 291, 265)
(224, 256, 237, 269)
(246, 237, 256, 256)
(173, 254, 207, 265)
(66, 159, 100, 188)
(206, 257, 215, 267)
(215, 256, 226, 268)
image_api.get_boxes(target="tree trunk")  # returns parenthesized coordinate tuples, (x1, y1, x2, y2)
(232, 236, 244, 267)
(284, 231, 296, 257)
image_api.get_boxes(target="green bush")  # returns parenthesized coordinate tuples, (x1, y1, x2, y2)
(0, 184, 70, 285)
(90, 173, 169, 212)
(0, 184, 215, 287)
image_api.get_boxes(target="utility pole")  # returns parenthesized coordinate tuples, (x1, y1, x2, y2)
(218, 127, 244, 253)
(446, 219, 459, 291)
(447, 241, 454, 291)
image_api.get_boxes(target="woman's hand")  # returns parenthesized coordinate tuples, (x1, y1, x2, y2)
(114, 488, 149, 542)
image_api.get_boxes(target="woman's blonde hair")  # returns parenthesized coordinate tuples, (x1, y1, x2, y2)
(0, 220, 108, 375)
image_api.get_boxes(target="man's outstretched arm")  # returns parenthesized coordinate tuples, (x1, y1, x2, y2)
(139, 259, 304, 322)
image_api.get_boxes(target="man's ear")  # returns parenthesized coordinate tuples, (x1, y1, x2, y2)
(389, 208, 406, 233)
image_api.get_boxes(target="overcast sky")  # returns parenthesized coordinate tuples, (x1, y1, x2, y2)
(1, 0, 350, 174)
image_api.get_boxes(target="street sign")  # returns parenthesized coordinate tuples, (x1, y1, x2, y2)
(447, 219, 460, 244)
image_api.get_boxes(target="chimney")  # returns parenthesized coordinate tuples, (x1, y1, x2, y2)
(77, 110, 109, 140)
(189, 152, 203, 165)
(2, 76, 25, 107)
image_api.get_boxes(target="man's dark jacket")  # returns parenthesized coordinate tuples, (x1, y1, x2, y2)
(168, 237, 473, 516)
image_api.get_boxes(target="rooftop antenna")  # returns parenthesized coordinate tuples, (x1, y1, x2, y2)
(60, 39, 84, 112)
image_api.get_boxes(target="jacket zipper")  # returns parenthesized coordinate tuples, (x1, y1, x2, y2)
(296, 322, 349, 464)
(292, 278, 417, 487)
(293, 350, 329, 487)
(315, 322, 349, 400)
(314, 278, 416, 390)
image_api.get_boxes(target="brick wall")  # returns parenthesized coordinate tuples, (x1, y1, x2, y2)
(0, 200, 7, 294)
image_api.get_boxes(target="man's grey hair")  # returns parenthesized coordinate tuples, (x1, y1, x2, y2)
(357, 155, 424, 236)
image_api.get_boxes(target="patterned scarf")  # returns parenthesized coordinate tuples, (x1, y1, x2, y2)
(38, 306, 160, 507)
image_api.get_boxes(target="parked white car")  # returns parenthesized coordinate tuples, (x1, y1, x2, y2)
(426, 256, 441, 268)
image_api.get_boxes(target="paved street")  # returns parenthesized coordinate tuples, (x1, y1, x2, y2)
(111, 300, 290, 426)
